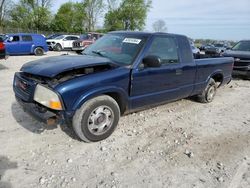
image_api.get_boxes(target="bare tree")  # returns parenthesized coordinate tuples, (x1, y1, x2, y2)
(152, 19, 167, 32)
(0, 0, 6, 25)
(84, 0, 105, 31)
(106, 0, 120, 11)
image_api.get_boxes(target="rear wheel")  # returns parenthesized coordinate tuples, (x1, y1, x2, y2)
(196, 78, 217, 103)
(72, 95, 120, 142)
(34, 47, 44, 56)
(54, 43, 62, 51)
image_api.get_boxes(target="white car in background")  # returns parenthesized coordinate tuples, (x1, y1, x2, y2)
(46, 35, 79, 51)
(191, 45, 201, 55)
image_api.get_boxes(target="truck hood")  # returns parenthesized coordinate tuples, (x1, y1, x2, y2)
(21, 55, 117, 78)
(223, 50, 250, 59)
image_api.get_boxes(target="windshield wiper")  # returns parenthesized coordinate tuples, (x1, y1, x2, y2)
(92, 50, 106, 57)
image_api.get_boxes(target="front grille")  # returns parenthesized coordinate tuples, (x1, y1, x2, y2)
(14, 73, 36, 102)
(234, 59, 250, 67)
(73, 42, 81, 47)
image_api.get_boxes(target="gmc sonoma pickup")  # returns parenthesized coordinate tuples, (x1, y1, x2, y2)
(13, 31, 233, 142)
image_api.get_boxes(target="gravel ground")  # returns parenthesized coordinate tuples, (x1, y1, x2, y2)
(0, 52, 250, 188)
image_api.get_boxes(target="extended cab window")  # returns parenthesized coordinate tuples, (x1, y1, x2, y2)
(22, 35, 32, 41)
(147, 36, 179, 65)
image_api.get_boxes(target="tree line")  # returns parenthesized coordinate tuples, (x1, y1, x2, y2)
(0, 0, 152, 34)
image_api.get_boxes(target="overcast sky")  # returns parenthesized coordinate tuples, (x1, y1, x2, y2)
(52, 0, 250, 40)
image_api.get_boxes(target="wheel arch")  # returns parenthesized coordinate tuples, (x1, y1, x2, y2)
(210, 71, 224, 87)
(207, 70, 224, 88)
(72, 87, 129, 115)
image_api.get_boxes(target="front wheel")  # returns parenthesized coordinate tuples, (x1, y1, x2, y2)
(76, 50, 83, 54)
(196, 78, 217, 103)
(72, 95, 120, 142)
(54, 43, 62, 51)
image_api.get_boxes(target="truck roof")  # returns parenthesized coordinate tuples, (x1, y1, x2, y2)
(108, 31, 187, 38)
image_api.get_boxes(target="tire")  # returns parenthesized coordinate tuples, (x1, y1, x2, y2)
(72, 95, 120, 142)
(76, 50, 83, 54)
(34, 47, 44, 56)
(54, 43, 62, 51)
(197, 78, 217, 103)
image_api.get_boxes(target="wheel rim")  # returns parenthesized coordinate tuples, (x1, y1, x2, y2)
(36, 49, 43, 55)
(87, 105, 114, 136)
(207, 86, 215, 102)
(56, 45, 61, 51)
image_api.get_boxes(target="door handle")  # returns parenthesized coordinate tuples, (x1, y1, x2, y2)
(176, 69, 183, 75)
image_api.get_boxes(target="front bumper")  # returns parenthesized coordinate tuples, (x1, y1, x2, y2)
(72, 47, 85, 51)
(233, 66, 250, 78)
(16, 96, 62, 124)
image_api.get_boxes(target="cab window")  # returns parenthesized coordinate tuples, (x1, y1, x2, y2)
(146, 36, 179, 65)
(12, 36, 20, 42)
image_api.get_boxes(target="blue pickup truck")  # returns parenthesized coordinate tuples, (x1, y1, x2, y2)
(13, 31, 233, 142)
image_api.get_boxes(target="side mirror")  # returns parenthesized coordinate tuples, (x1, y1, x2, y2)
(142, 55, 161, 68)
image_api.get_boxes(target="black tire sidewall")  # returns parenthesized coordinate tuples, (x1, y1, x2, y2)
(34, 47, 44, 56)
(73, 96, 120, 142)
(55, 44, 62, 51)
(205, 79, 216, 102)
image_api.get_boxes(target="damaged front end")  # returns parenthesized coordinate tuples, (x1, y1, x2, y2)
(14, 59, 117, 126)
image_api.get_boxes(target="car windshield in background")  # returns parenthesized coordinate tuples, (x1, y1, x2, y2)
(84, 33, 148, 65)
(0, 35, 7, 41)
(54, 35, 65, 40)
(214, 44, 224, 47)
(232, 41, 250, 51)
(80, 35, 88, 39)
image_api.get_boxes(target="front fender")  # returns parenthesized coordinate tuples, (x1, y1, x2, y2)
(72, 86, 129, 112)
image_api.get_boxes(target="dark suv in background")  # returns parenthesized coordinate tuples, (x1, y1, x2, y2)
(223, 40, 250, 79)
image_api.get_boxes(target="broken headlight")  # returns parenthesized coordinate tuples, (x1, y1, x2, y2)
(34, 84, 62, 110)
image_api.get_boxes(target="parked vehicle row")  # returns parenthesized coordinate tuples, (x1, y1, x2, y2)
(13, 31, 234, 142)
(0, 32, 103, 56)
(199, 43, 230, 56)
(46, 32, 103, 53)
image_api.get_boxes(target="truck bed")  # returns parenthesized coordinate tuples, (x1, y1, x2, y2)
(193, 57, 233, 95)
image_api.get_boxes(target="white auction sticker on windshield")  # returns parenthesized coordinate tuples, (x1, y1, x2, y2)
(123, 38, 141, 44)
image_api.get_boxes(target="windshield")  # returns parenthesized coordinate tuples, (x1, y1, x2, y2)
(232, 41, 250, 51)
(54, 35, 65, 40)
(84, 33, 148, 65)
(0, 35, 7, 41)
(80, 34, 88, 39)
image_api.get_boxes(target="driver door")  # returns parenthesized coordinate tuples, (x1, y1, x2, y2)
(130, 35, 185, 109)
